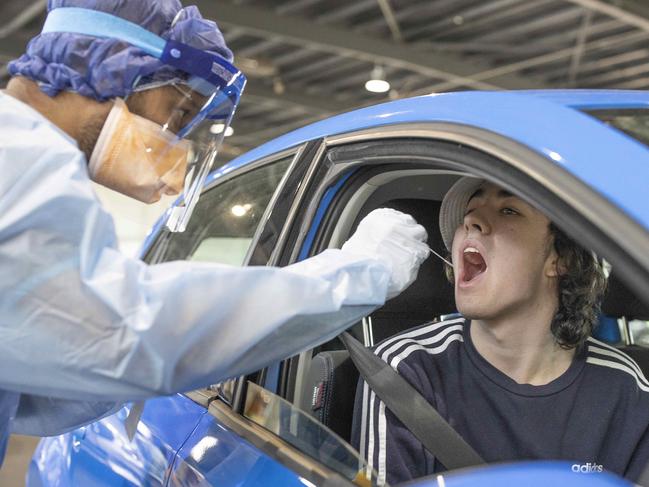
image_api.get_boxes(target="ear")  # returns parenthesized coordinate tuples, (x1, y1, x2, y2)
(545, 248, 567, 278)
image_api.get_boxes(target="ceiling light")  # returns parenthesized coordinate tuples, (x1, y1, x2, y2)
(365, 66, 390, 93)
(224, 126, 234, 137)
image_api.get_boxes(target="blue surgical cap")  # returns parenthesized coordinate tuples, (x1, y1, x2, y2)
(8, 0, 233, 101)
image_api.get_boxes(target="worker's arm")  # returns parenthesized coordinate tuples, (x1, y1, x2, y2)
(0, 100, 428, 405)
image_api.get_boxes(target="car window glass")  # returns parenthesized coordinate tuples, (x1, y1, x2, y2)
(244, 381, 382, 486)
(586, 109, 649, 148)
(190, 237, 251, 264)
(157, 156, 293, 264)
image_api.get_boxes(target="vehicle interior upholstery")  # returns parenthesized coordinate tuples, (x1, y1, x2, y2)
(299, 171, 649, 445)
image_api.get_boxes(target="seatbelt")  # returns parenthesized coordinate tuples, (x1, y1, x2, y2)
(340, 331, 485, 471)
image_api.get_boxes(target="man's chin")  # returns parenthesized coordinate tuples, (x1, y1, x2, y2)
(455, 301, 495, 321)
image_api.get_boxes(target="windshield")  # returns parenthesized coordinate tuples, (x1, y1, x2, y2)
(586, 109, 649, 148)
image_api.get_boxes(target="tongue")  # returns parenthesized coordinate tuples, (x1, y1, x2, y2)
(463, 253, 486, 282)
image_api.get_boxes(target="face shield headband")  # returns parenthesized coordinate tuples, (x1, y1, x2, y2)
(42, 7, 246, 232)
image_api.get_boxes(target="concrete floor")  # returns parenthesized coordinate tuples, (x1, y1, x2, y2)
(0, 436, 39, 487)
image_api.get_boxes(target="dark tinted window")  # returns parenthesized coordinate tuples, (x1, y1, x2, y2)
(587, 109, 649, 148)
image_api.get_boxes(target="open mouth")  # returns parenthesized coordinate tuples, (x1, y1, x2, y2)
(462, 247, 487, 283)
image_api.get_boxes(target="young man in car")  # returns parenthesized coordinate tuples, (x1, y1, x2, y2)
(352, 176, 649, 485)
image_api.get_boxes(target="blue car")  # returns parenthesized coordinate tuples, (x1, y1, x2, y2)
(28, 91, 649, 486)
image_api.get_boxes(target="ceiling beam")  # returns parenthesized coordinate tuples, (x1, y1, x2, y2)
(376, 0, 403, 42)
(567, 9, 593, 85)
(0, 31, 33, 59)
(421, 28, 648, 93)
(195, 1, 548, 90)
(564, 0, 649, 33)
(243, 79, 345, 115)
(0, 0, 45, 39)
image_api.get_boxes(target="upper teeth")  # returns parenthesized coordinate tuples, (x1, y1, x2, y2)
(464, 247, 480, 254)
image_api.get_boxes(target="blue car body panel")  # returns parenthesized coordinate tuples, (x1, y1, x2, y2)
(35, 91, 649, 487)
(31, 394, 317, 487)
(408, 462, 631, 487)
(28, 396, 207, 486)
(167, 410, 308, 487)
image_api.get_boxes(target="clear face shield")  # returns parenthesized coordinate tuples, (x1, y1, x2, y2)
(41, 7, 247, 232)
(170, 78, 243, 232)
(126, 70, 245, 231)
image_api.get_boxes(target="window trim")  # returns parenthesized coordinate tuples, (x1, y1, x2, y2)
(240, 147, 306, 266)
(267, 140, 327, 267)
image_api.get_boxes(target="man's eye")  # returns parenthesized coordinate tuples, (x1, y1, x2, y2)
(501, 207, 519, 215)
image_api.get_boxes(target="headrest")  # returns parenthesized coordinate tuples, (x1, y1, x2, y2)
(601, 273, 649, 320)
(372, 199, 456, 317)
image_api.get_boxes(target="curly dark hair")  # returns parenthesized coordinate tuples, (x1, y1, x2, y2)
(444, 223, 607, 350)
(548, 223, 607, 349)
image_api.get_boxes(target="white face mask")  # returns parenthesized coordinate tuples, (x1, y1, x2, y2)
(88, 98, 191, 203)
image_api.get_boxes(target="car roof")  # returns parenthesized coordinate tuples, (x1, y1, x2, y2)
(143, 90, 649, 255)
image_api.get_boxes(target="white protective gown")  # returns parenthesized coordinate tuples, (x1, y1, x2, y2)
(0, 92, 410, 458)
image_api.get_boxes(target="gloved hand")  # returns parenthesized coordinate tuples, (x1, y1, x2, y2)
(341, 208, 430, 299)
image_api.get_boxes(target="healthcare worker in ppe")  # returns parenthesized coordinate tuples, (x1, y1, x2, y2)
(0, 0, 430, 464)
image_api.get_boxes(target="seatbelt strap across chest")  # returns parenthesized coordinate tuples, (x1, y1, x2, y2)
(341, 331, 485, 471)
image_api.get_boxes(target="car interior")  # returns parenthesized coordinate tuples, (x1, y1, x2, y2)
(290, 169, 649, 452)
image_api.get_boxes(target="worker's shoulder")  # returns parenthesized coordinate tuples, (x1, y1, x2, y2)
(372, 315, 466, 370)
(0, 92, 81, 157)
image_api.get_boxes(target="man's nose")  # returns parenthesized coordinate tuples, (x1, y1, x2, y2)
(463, 209, 491, 235)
